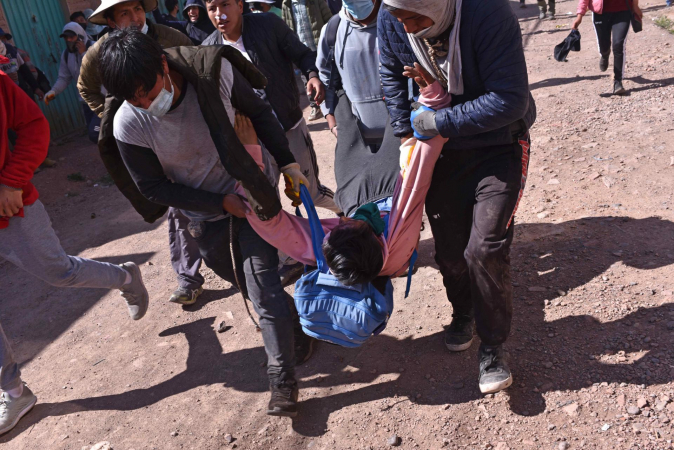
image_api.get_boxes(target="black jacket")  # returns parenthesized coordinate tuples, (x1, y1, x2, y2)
(152, 0, 216, 45)
(98, 45, 290, 223)
(378, 0, 536, 148)
(202, 13, 318, 131)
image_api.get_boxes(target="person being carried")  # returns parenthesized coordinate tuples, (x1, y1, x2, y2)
(232, 64, 450, 286)
(0, 60, 149, 437)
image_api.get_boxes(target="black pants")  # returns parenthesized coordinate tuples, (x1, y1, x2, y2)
(189, 217, 296, 378)
(593, 10, 630, 81)
(425, 137, 530, 346)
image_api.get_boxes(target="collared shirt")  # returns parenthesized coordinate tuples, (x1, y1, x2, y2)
(292, 0, 316, 51)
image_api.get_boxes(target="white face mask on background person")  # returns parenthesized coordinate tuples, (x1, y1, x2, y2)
(134, 73, 174, 117)
(141, 21, 149, 34)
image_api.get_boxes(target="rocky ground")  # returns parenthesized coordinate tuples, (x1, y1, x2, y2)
(2, 1, 674, 449)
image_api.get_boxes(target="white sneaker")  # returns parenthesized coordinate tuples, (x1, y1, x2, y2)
(119, 262, 149, 320)
(0, 386, 37, 435)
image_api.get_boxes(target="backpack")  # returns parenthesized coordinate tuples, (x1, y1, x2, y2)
(293, 185, 416, 348)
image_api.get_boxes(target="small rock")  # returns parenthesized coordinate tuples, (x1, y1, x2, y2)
(528, 286, 547, 292)
(224, 433, 234, 444)
(562, 402, 579, 416)
(217, 320, 229, 333)
(589, 172, 601, 180)
(537, 211, 549, 219)
(547, 179, 560, 185)
(90, 443, 112, 450)
(617, 394, 626, 407)
(557, 290, 566, 296)
(90, 213, 96, 219)
(544, 361, 554, 369)
(170, 431, 178, 437)
(627, 405, 641, 415)
(387, 434, 400, 446)
(666, 321, 674, 330)
(558, 442, 569, 450)
(602, 176, 615, 188)
(146, 261, 153, 266)
(451, 382, 464, 389)
(547, 424, 556, 431)
(601, 423, 611, 431)
(637, 397, 648, 408)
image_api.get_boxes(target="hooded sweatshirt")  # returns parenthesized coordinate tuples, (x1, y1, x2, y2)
(152, 0, 216, 45)
(0, 64, 50, 229)
(316, 9, 389, 141)
(53, 22, 93, 101)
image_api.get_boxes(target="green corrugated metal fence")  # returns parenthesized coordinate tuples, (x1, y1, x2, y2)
(1, 0, 85, 138)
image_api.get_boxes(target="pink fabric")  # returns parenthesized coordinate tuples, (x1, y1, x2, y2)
(577, 0, 603, 15)
(239, 83, 452, 277)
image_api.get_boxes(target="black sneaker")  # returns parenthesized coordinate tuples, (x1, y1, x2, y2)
(294, 326, 315, 365)
(267, 374, 299, 417)
(444, 314, 474, 352)
(613, 80, 627, 96)
(478, 344, 513, 394)
(599, 55, 609, 72)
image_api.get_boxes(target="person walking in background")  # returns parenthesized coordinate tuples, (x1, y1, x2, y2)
(281, 0, 333, 120)
(152, 0, 216, 44)
(69, 11, 89, 32)
(0, 61, 149, 436)
(78, 0, 204, 307)
(573, 0, 642, 95)
(246, 0, 283, 16)
(162, 0, 181, 20)
(538, 0, 555, 19)
(83, 9, 108, 41)
(44, 23, 100, 144)
(0, 29, 43, 101)
(378, 0, 536, 394)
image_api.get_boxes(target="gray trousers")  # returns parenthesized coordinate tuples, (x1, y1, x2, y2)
(287, 119, 341, 214)
(0, 201, 127, 391)
(168, 207, 204, 290)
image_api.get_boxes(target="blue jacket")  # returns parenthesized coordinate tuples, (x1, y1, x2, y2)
(378, 0, 536, 149)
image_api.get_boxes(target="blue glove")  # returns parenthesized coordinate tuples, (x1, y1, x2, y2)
(410, 102, 439, 140)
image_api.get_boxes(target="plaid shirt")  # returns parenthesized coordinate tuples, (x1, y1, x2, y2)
(291, 0, 316, 51)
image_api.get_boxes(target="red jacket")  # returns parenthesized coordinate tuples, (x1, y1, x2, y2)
(0, 59, 50, 229)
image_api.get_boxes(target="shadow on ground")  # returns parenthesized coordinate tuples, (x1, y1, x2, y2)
(2, 215, 673, 441)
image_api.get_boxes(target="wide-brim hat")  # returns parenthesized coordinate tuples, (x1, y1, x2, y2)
(89, 0, 158, 25)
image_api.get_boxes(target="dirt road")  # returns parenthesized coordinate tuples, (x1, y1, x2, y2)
(2, 2, 674, 449)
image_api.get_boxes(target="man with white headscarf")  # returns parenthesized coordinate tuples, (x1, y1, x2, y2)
(378, 0, 536, 394)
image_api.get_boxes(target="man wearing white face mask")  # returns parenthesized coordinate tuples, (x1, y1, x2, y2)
(79, 1, 209, 308)
(100, 29, 305, 417)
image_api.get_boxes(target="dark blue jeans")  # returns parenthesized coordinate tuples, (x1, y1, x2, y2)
(81, 103, 101, 144)
(189, 216, 295, 378)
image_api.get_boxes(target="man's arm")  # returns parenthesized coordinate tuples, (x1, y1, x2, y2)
(50, 52, 73, 96)
(229, 65, 296, 168)
(152, 8, 190, 34)
(117, 140, 227, 214)
(77, 40, 106, 118)
(271, 14, 318, 78)
(434, 1, 530, 138)
(0, 73, 49, 189)
(377, 9, 414, 138)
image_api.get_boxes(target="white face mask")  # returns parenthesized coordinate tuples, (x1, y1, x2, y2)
(135, 73, 174, 117)
(141, 21, 149, 34)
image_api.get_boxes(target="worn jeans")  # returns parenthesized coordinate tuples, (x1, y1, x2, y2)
(168, 207, 204, 291)
(286, 119, 341, 214)
(0, 201, 128, 391)
(425, 137, 530, 346)
(188, 216, 295, 378)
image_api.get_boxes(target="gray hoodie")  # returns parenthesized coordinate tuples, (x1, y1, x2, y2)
(53, 22, 93, 102)
(316, 9, 389, 141)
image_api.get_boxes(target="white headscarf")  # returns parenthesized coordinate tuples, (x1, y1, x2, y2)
(384, 0, 463, 95)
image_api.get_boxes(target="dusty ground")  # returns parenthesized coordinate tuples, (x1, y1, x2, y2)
(2, 2, 674, 449)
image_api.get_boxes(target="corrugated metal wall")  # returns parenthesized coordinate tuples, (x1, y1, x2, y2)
(1, 0, 85, 137)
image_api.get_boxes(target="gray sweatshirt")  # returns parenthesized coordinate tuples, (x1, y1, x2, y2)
(52, 22, 93, 102)
(316, 9, 389, 141)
